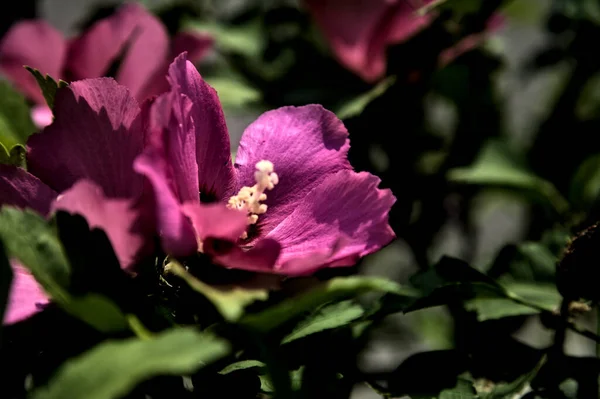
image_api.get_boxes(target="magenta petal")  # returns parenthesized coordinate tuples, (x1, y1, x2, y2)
(3, 261, 49, 325)
(134, 148, 198, 257)
(148, 91, 199, 203)
(264, 170, 395, 275)
(204, 237, 281, 273)
(66, 3, 169, 101)
(303, 0, 433, 82)
(166, 53, 236, 201)
(0, 165, 57, 216)
(51, 180, 147, 271)
(27, 78, 146, 198)
(0, 20, 67, 103)
(235, 105, 351, 237)
(181, 202, 248, 242)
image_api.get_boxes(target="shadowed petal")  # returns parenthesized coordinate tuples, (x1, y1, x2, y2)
(203, 237, 281, 273)
(3, 261, 49, 325)
(0, 20, 67, 103)
(303, 0, 433, 82)
(134, 148, 197, 257)
(0, 164, 57, 216)
(66, 3, 169, 101)
(181, 202, 248, 243)
(265, 170, 396, 275)
(166, 53, 235, 201)
(27, 78, 146, 198)
(235, 105, 351, 238)
(51, 180, 148, 271)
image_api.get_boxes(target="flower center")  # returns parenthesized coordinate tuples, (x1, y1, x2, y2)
(227, 160, 279, 240)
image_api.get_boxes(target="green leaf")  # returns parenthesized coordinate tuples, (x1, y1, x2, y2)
(569, 153, 600, 210)
(465, 283, 561, 321)
(407, 257, 560, 317)
(0, 144, 27, 168)
(167, 260, 268, 322)
(0, 240, 13, 334)
(281, 300, 365, 344)
(240, 276, 418, 332)
(465, 297, 539, 321)
(447, 139, 569, 214)
(439, 377, 478, 399)
(480, 356, 545, 399)
(204, 76, 261, 109)
(0, 142, 9, 164)
(259, 367, 304, 393)
(0, 207, 70, 296)
(219, 360, 266, 375)
(25, 66, 68, 110)
(501, 0, 547, 25)
(0, 207, 127, 332)
(336, 76, 396, 120)
(30, 328, 231, 399)
(405, 256, 507, 313)
(465, 277, 561, 322)
(67, 294, 130, 332)
(0, 80, 36, 148)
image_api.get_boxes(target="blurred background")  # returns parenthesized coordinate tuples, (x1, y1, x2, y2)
(3, 1, 600, 398)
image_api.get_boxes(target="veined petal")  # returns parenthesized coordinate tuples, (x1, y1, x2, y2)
(27, 78, 146, 198)
(147, 91, 199, 203)
(235, 105, 351, 238)
(265, 170, 396, 275)
(166, 53, 235, 202)
(0, 20, 67, 103)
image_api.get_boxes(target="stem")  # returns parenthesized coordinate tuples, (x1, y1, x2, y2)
(597, 306, 600, 357)
(553, 300, 570, 355)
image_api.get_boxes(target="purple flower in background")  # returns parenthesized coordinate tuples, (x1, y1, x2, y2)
(135, 53, 396, 276)
(302, 0, 503, 82)
(0, 2, 212, 127)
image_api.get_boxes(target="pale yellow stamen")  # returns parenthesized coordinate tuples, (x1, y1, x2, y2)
(227, 160, 278, 239)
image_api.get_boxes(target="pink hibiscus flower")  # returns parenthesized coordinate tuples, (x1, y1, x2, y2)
(0, 2, 212, 128)
(0, 52, 395, 324)
(135, 53, 396, 276)
(303, 0, 504, 82)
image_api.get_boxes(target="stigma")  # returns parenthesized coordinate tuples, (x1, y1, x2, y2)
(227, 160, 279, 239)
